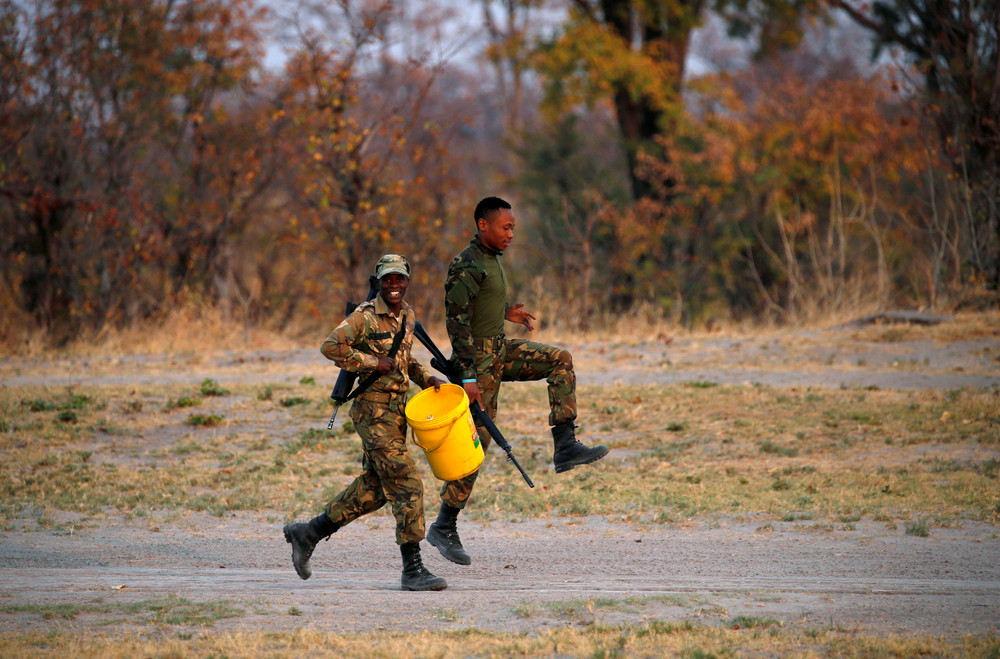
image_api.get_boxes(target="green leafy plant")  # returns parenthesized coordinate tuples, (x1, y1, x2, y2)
(185, 413, 225, 427)
(199, 379, 229, 397)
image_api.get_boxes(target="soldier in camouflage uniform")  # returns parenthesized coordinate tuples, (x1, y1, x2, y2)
(283, 254, 448, 591)
(426, 197, 610, 566)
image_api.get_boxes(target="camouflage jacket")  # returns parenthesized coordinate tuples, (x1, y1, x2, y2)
(445, 236, 510, 381)
(321, 295, 434, 395)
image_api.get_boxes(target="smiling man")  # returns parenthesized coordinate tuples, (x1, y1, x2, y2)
(426, 197, 610, 567)
(283, 254, 446, 591)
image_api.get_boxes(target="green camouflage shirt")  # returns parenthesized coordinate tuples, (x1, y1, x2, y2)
(445, 236, 510, 380)
(321, 294, 433, 394)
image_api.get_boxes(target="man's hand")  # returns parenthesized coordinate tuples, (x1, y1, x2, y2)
(375, 356, 396, 374)
(427, 376, 443, 392)
(505, 303, 536, 331)
(463, 381, 485, 410)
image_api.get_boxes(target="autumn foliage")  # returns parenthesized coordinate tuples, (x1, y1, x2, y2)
(0, 0, 995, 348)
(626, 64, 936, 323)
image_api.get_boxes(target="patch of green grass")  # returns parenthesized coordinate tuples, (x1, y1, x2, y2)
(759, 440, 798, 457)
(539, 597, 640, 620)
(730, 615, 782, 629)
(185, 413, 225, 427)
(280, 397, 311, 407)
(23, 398, 56, 412)
(63, 393, 93, 410)
(300, 428, 336, 440)
(845, 410, 881, 425)
(127, 595, 242, 626)
(281, 428, 335, 455)
(171, 441, 205, 455)
(905, 520, 931, 537)
(299, 376, 316, 385)
(512, 602, 537, 618)
(1, 595, 242, 627)
(770, 477, 792, 491)
(1, 602, 88, 619)
(56, 410, 77, 423)
(595, 404, 624, 414)
(683, 381, 719, 389)
(199, 379, 230, 397)
(166, 396, 202, 410)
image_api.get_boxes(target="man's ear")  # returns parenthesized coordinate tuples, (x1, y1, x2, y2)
(476, 218, 487, 232)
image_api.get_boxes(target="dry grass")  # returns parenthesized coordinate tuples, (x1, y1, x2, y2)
(6, 283, 996, 361)
(2, 305, 308, 359)
(0, 624, 996, 658)
(1, 374, 996, 529)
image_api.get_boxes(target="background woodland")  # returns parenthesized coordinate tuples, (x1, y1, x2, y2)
(1, 0, 997, 347)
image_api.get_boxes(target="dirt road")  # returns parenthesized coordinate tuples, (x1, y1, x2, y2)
(1, 512, 998, 637)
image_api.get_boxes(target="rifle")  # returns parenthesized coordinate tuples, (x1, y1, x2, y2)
(413, 322, 534, 488)
(326, 275, 380, 430)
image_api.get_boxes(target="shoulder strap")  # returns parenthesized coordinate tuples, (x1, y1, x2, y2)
(347, 312, 408, 401)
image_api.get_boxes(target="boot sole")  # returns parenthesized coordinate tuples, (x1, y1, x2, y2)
(283, 526, 311, 580)
(427, 526, 472, 566)
(554, 446, 610, 473)
(402, 580, 448, 591)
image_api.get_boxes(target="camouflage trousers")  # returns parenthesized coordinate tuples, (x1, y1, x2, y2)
(324, 394, 425, 545)
(440, 337, 576, 509)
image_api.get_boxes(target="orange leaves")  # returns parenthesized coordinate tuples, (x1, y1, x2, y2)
(679, 65, 926, 216)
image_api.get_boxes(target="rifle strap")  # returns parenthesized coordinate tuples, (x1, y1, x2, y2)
(347, 312, 407, 402)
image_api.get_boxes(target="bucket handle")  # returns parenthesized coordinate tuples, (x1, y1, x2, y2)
(411, 416, 460, 452)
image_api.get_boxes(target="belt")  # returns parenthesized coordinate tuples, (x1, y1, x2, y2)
(473, 334, 505, 349)
(354, 390, 406, 404)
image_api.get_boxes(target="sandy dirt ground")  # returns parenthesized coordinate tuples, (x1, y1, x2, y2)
(1, 323, 998, 638)
(1, 513, 998, 637)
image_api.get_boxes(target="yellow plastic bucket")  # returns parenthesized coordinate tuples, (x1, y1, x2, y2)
(405, 384, 484, 481)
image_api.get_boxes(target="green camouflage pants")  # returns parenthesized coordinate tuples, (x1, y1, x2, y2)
(325, 395, 425, 545)
(440, 337, 576, 509)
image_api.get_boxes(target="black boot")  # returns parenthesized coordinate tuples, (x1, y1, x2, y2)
(552, 422, 609, 473)
(426, 503, 471, 565)
(282, 512, 339, 580)
(400, 542, 447, 591)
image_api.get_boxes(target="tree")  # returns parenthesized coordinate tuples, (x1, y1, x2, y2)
(268, 0, 474, 322)
(827, 0, 1000, 290)
(0, 0, 268, 338)
(530, 0, 827, 203)
(632, 60, 933, 323)
(516, 112, 630, 327)
(480, 0, 547, 136)
(533, 0, 703, 201)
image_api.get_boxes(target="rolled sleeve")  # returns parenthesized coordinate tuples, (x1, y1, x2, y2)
(320, 313, 379, 372)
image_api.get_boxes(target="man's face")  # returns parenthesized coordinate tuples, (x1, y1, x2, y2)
(379, 273, 408, 306)
(477, 208, 515, 251)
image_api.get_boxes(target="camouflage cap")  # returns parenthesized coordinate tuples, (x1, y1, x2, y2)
(374, 254, 410, 280)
